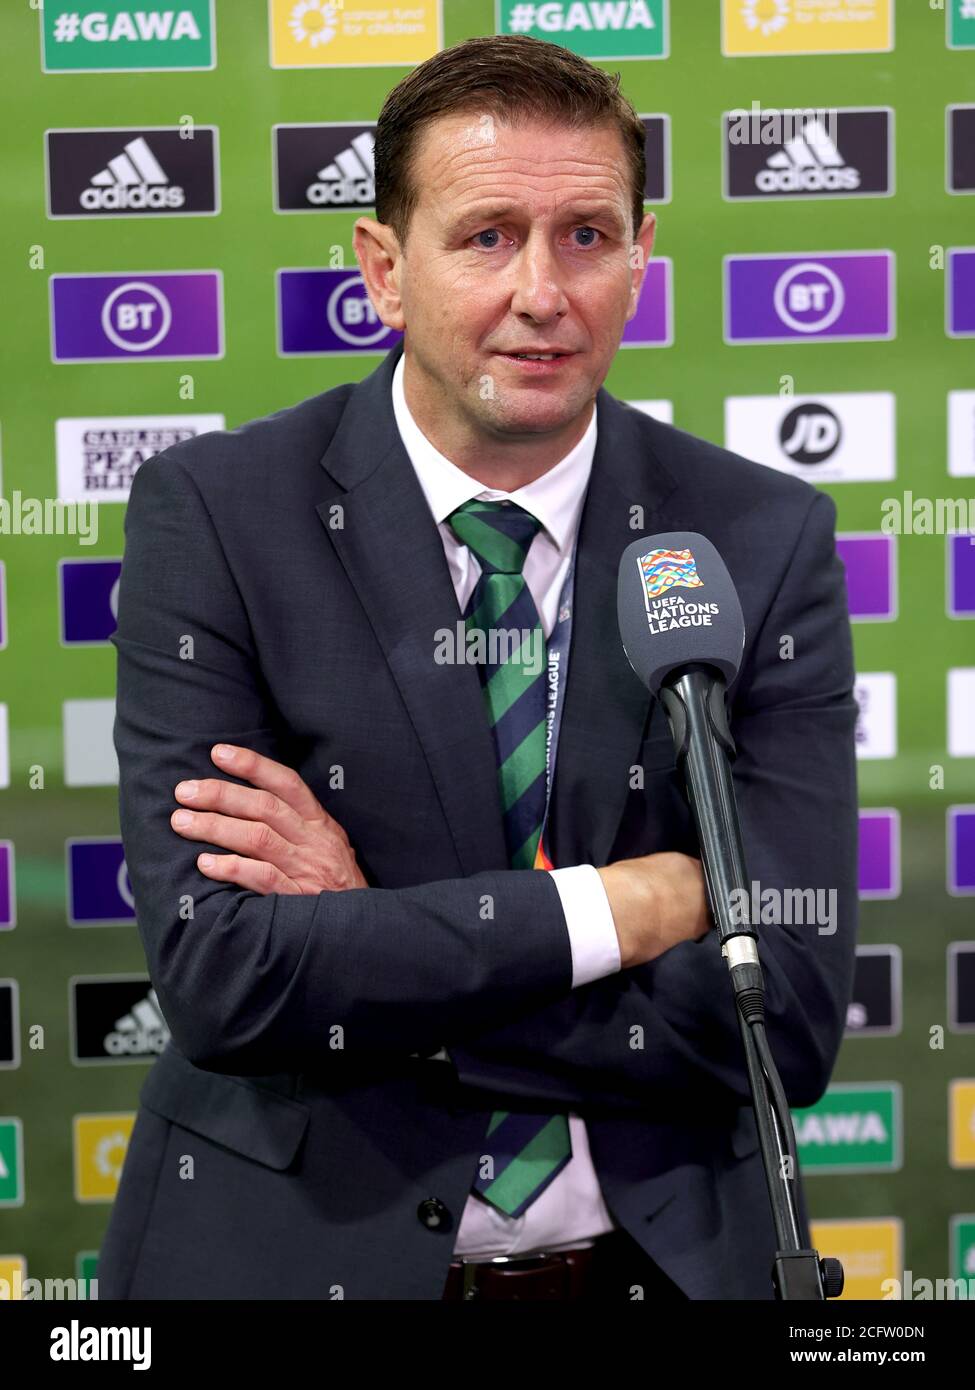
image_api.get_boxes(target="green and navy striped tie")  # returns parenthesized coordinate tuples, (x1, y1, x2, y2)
(447, 498, 572, 1218)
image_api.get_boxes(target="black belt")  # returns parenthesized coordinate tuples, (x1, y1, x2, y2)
(442, 1236, 607, 1301)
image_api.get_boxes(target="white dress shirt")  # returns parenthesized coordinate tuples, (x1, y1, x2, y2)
(391, 353, 622, 1258)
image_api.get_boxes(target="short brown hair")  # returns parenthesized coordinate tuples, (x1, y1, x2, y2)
(373, 34, 647, 251)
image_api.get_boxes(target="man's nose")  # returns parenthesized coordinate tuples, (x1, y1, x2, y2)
(508, 235, 569, 321)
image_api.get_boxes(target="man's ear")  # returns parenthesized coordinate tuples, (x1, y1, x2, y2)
(627, 211, 657, 321)
(353, 217, 405, 332)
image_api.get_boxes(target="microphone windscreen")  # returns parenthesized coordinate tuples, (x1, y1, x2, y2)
(617, 532, 745, 694)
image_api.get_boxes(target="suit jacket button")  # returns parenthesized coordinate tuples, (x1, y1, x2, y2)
(417, 1197, 452, 1232)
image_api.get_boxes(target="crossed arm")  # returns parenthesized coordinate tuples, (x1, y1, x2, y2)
(114, 453, 858, 1110)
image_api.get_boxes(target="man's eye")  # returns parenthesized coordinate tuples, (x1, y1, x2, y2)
(571, 226, 601, 248)
(469, 227, 602, 250)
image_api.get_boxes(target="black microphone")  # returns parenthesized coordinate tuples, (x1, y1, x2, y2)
(617, 534, 841, 1296)
(617, 532, 760, 991)
(620, 539, 840, 1289)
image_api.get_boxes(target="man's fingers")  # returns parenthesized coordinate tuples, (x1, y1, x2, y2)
(209, 744, 328, 823)
(172, 807, 294, 869)
(196, 851, 300, 895)
(174, 777, 305, 842)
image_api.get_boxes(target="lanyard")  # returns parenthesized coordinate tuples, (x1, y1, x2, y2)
(533, 550, 576, 870)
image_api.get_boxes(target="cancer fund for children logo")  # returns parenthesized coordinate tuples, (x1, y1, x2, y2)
(269, 0, 442, 68)
(41, 1, 215, 73)
(721, 0, 892, 57)
(73, 1113, 135, 1202)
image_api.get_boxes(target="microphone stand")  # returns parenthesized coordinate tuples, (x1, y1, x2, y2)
(658, 664, 845, 1302)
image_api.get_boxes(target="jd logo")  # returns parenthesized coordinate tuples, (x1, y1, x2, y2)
(779, 403, 842, 465)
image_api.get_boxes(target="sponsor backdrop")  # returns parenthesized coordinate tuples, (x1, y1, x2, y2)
(0, 0, 973, 1301)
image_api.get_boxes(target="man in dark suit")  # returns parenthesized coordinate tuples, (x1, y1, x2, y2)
(98, 34, 858, 1301)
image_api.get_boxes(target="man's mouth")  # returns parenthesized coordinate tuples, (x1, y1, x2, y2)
(500, 351, 572, 359)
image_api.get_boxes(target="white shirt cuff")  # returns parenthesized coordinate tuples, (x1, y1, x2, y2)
(549, 864, 621, 988)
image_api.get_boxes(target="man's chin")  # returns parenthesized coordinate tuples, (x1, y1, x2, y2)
(476, 390, 590, 436)
(490, 411, 576, 439)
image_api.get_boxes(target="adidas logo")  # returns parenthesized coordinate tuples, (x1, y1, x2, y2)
(306, 131, 375, 206)
(81, 137, 185, 211)
(103, 987, 169, 1056)
(757, 119, 860, 194)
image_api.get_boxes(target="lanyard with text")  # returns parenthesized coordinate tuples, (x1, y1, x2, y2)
(532, 549, 576, 872)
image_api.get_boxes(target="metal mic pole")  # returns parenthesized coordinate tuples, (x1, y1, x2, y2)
(659, 664, 845, 1302)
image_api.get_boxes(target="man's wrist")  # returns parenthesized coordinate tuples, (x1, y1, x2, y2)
(596, 861, 656, 970)
(548, 864, 621, 986)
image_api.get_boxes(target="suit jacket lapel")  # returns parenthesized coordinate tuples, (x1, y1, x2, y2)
(315, 341, 679, 880)
(546, 391, 679, 871)
(315, 341, 509, 877)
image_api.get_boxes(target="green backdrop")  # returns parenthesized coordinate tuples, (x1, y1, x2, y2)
(0, 0, 973, 1299)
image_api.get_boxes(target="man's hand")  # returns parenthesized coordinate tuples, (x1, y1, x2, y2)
(598, 852, 711, 968)
(170, 743, 368, 895)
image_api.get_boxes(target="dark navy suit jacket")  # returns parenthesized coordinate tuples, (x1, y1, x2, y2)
(98, 338, 859, 1300)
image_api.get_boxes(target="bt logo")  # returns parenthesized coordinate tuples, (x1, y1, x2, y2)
(327, 275, 390, 347)
(100, 281, 173, 352)
(773, 262, 845, 334)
